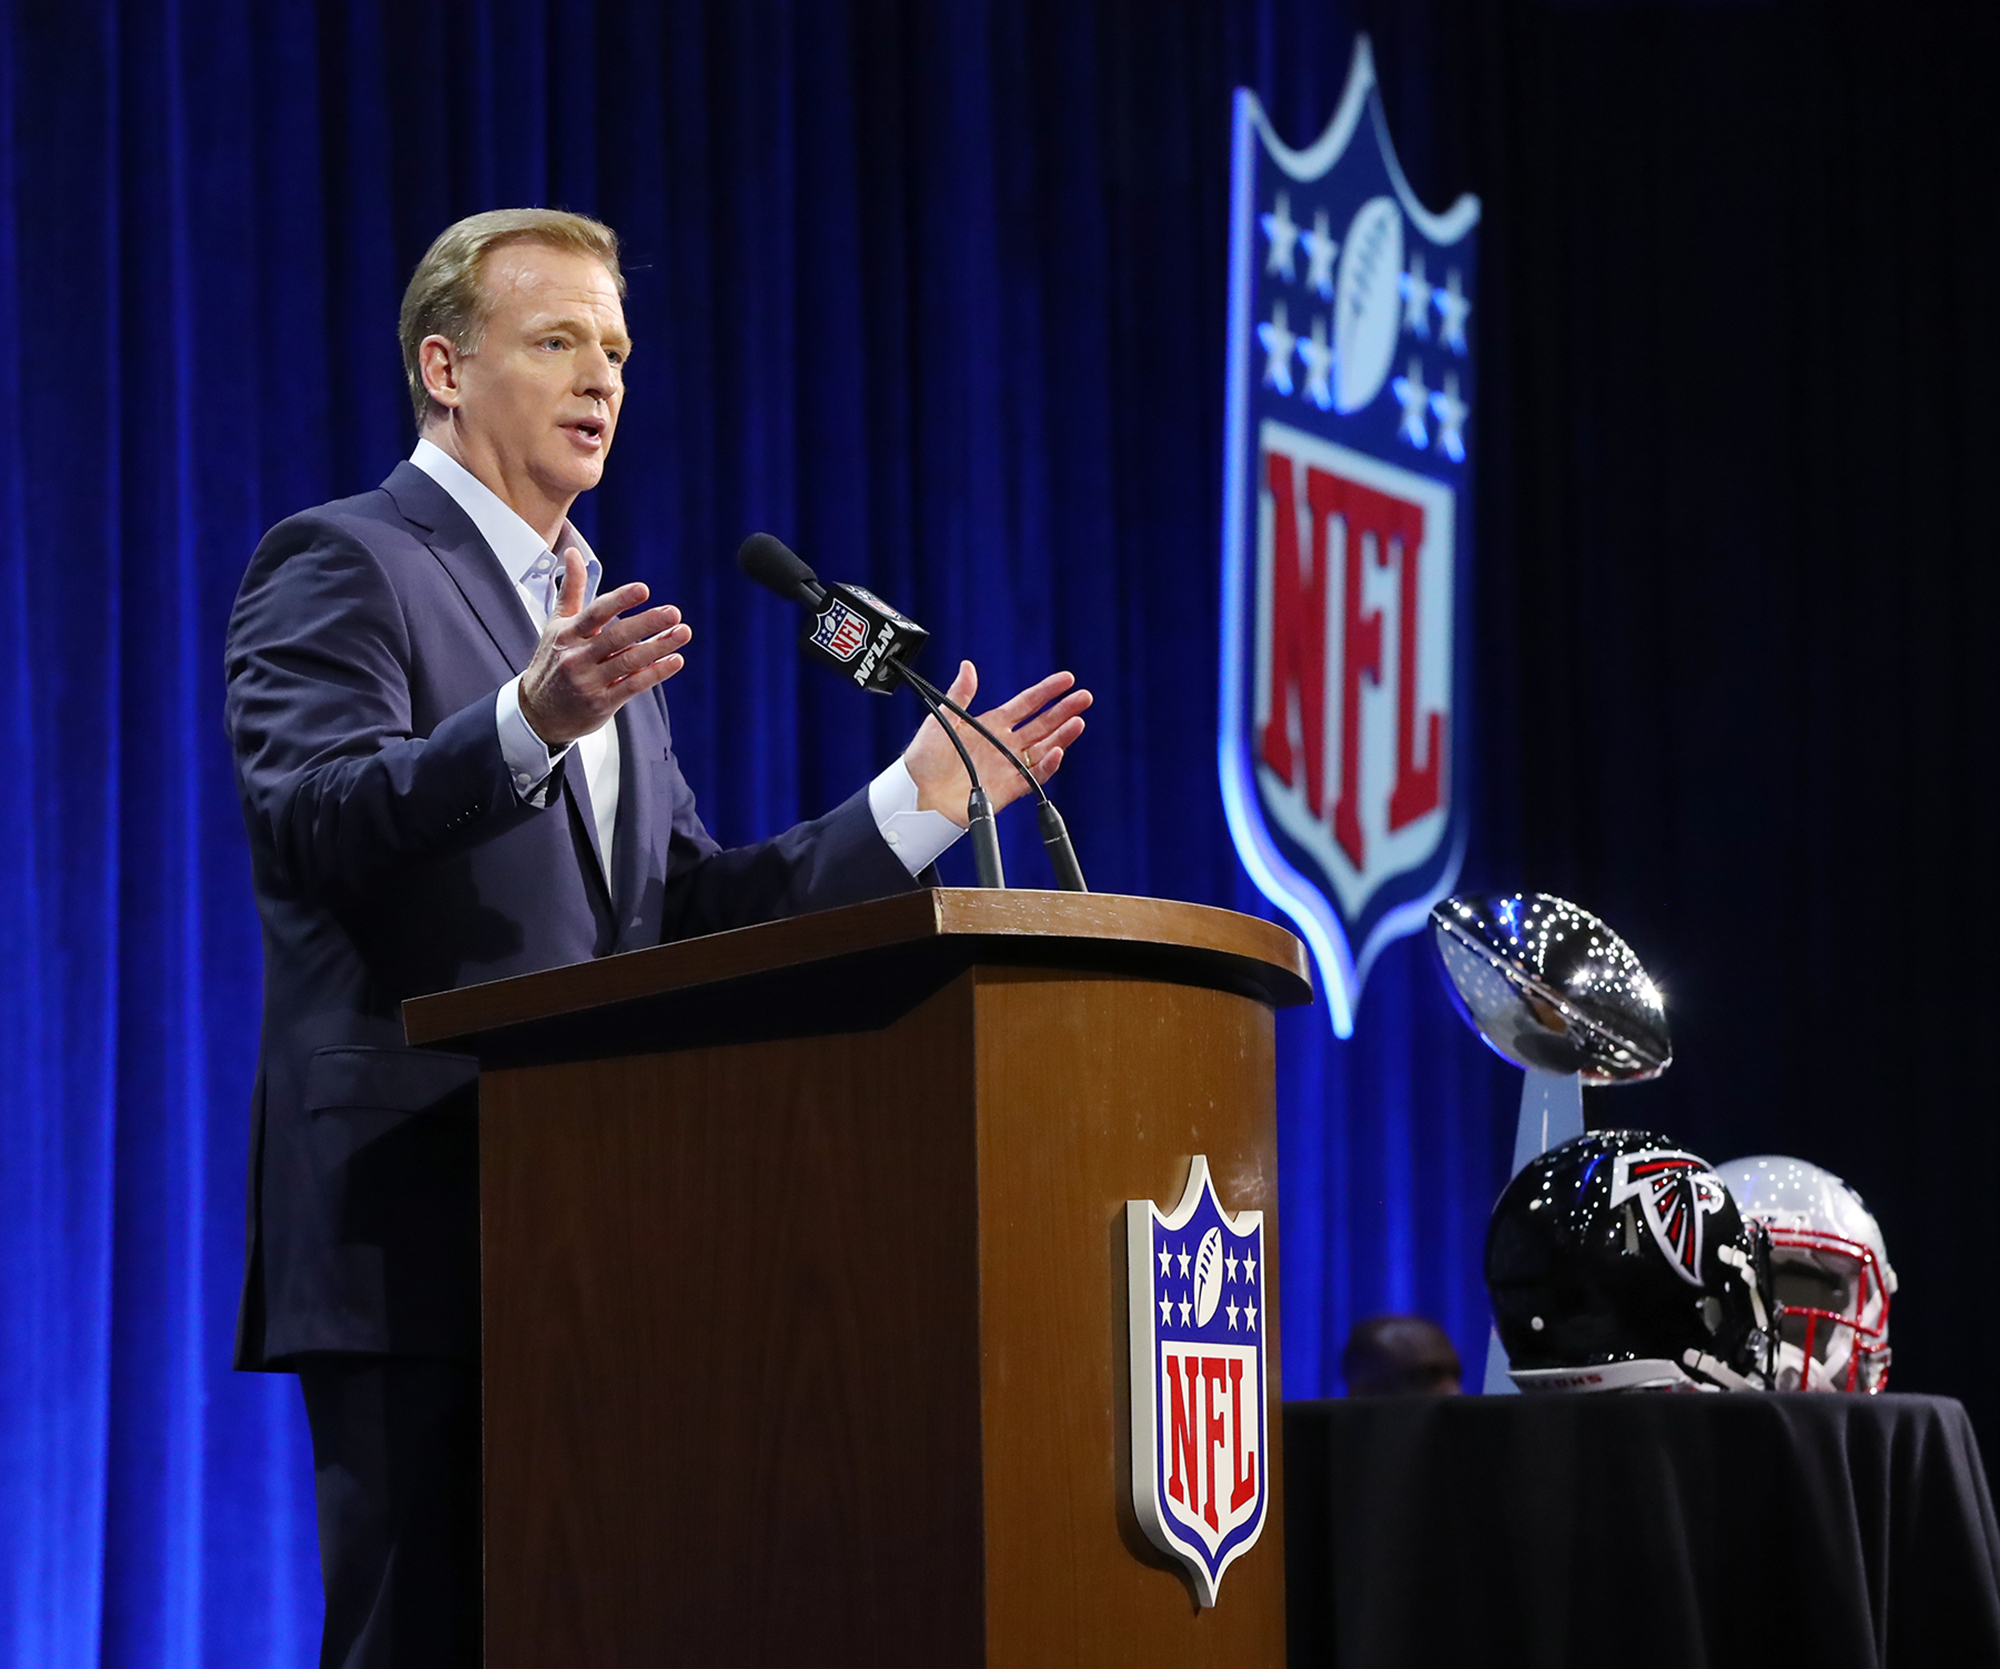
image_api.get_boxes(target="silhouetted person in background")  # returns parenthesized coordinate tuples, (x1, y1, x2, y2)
(1342, 1315, 1463, 1395)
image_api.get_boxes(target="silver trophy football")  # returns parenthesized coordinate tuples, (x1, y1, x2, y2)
(1430, 893, 1672, 1392)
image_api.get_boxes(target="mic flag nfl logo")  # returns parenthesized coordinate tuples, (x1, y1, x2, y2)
(1217, 37, 1481, 1037)
(1126, 1156, 1268, 1607)
(811, 596, 870, 663)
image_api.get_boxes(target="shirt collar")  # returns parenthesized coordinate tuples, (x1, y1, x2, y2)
(410, 436, 599, 591)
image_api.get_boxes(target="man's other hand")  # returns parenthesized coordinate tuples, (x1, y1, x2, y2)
(519, 549, 692, 748)
(903, 662, 1092, 826)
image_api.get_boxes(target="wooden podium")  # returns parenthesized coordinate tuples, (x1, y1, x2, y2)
(404, 888, 1310, 1668)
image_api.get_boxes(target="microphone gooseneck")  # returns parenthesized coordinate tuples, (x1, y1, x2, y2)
(888, 654, 1087, 892)
(895, 672, 1006, 889)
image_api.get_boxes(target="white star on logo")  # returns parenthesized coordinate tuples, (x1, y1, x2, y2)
(1244, 1254, 1256, 1283)
(1392, 358, 1430, 448)
(1226, 1300, 1240, 1331)
(1301, 208, 1338, 298)
(1296, 313, 1334, 411)
(1158, 1242, 1171, 1277)
(1160, 1294, 1173, 1326)
(1435, 268, 1471, 354)
(1178, 1298, 1193, 1326)
(1429, 373, 1468, 463)
(1224, 1250, 1239, 1283)
(1400, 253, 1433, 338)
(1176, 1243, 1191, 1278)
(1258, 302, 1297, 395)
(1245, 1301, 1258, 1331)
(1261, 190, 1300, 280)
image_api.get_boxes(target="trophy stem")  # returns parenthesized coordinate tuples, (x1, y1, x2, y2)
(1511, 1067, 1585, 1176)
(1484, 1068, 1587, 1395)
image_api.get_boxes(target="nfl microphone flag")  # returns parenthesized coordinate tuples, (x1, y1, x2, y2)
(1218, 38, 1480, 1037)
(802, 583, 930, 694)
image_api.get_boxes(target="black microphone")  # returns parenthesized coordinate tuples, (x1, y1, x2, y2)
(735, 531, 826, 608)
(734, 533, 1087, 892)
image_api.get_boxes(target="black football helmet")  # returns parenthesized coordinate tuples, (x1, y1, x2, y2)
(1486, 1129, 1777, 1392)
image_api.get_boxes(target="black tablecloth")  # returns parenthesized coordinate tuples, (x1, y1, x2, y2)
(1284, 1393, 2000, 1668)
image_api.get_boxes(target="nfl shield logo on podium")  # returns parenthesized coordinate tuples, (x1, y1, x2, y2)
(1127, 1156, 1269, 1606)
(1217, 37, 1481, 1035)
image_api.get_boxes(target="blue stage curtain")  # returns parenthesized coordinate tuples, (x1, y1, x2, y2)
(0, 1, 1514, 1661)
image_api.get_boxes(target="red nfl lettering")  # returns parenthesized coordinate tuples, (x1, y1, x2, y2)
(1323, 466, 1382, 870)
(1228, 1358, 1257, 1511)
(1384, 493, 1443, 834)
(1259, 446, 1445, 872)
(1260, 450, 1327, 817)
(1165, 1349, 1256, 1532)
(1166, 1353, 1200, 1510)
(1202, 1356, 1230, 1531)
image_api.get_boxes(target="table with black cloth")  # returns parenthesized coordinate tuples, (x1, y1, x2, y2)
(1284, 1393, 2000, 1668)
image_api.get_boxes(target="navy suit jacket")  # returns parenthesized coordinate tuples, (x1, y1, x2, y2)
(226, 462, 917, 1369)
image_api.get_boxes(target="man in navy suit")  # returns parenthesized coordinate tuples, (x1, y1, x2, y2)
(225, 208, 1089, 1669)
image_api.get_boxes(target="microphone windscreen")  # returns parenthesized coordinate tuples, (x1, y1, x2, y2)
(736, 533, 825, 607)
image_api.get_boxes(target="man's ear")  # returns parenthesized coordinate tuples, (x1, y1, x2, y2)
(418, 335, 463, 412)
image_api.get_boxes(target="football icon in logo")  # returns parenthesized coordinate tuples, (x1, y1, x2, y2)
(1332, 194, 1403, 412)
(1193, 1227, 1226, 1326)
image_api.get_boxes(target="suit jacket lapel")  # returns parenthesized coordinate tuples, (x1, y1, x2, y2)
(381, 460, 612, 901)
(381, 461, 539, 673)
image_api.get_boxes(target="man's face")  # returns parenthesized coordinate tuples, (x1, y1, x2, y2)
(441, 242, 629, 515)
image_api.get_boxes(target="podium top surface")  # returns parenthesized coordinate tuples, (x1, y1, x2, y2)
(404, 888, 1310, 1061)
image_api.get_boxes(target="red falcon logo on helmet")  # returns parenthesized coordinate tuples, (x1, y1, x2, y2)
(1608, 1150, 1730, 1286)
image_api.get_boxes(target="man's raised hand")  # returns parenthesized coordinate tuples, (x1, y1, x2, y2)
(518, 549, 692, 748)
(903, 661, 1092, 826)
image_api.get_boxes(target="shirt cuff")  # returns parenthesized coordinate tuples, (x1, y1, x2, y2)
(868, 757, 964, 876)
(496, 677, 570, 805)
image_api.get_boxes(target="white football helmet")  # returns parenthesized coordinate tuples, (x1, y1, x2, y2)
(1714, 1156, 1896, 1393)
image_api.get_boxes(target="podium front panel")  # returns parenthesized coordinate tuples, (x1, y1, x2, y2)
(479, 978, 988, 1667)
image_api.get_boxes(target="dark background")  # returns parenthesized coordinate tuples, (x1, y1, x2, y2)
(2, 1, 1993, 1661)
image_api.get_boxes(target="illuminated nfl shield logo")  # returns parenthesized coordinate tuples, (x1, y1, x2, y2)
(1126, 1156, 1268, 1607)
(811, 597, 869, 662)
(1218, 37, 1480, 1036)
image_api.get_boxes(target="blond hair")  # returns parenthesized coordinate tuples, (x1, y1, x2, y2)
(397, 208, 625, 427)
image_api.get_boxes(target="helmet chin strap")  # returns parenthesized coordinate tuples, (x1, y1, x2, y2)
(1684, 1349, 1766, 1393)
(1717, 1243, 1769, 1332)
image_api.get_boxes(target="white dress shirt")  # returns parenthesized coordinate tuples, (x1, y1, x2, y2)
(408, 438, 959, 882)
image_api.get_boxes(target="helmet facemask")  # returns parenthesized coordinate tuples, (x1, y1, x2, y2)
(1767, 1226, 1892, 1393)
